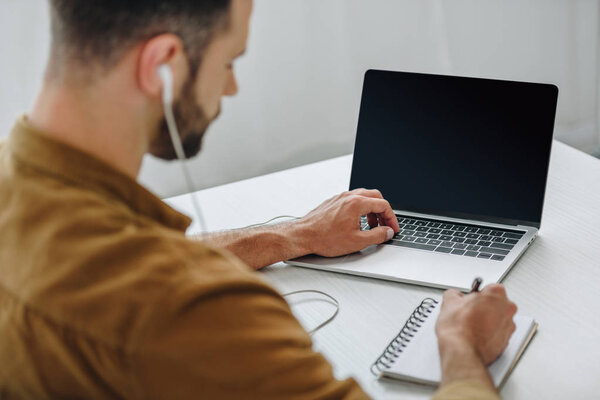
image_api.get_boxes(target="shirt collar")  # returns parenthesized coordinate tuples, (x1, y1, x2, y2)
(7, 116, 192, 232)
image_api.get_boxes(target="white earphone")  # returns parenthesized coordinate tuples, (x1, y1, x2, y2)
(158, 63, 208, 234)
(158, 64, 174, 105)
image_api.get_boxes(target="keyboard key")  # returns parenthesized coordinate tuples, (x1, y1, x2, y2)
(390, 241, 437, 251)
(490, 242, 513, 250)
(477, 228, 491, 234)
(492, 237, 505, 243)
(426, 234, 441, 239)
(402, 219, 415, 224)
(478, 253, 492, 259)
(477, 241, 492, 247)
(464, 227, 478, 233)
(416, 227, 429, 232)
(442, 241, 455, 247)
(415, 238, 429, 244)
(435, 247, 452, 253)
(505, 239, 519, 245)
(490, 230, 503, 237)
(491, 255, 505, 261)
(479, 247, 509, 256)
(465, 251, 478, 257)
(451, 237, 465, 243)
(441, 224, 453, 229)
(451, 225, 466, 232)
(453, 232, 467, 237)
(440, 235, 453, 241)
(464, 239, 479, 244)
(405, 225, 418, 230)
(503, 232, 524, 239)
(466, 245, 480, 251)
(414, 232, 427, 238)
(441, 230, 454, 235)
(427, 222, 440, 227)
(429, 228, 442, 234)
(451, 249, 466, 255)
(466, 233, 480, 239)
(402, 236, 416, 242)
(428, 239, 442, 246)
(415, 221, 428, 226)
(480, 235, 493, 241)
(453, 243, 467, 250)
(402, 230, 416, 236)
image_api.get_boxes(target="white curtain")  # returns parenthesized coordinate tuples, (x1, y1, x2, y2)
(1, 0, 598, 198)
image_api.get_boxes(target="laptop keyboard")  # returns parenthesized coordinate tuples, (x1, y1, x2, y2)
(361, 215, 526, 261)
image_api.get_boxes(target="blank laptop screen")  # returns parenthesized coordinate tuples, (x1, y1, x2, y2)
(349, 70, 558, 228)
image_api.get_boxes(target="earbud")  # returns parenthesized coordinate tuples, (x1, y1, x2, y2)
(157, 64, 174, 105)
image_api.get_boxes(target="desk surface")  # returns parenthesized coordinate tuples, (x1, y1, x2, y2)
(166, 141, 600, 399)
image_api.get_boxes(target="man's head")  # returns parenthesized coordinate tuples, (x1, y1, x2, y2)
(47, 0, 251, 160)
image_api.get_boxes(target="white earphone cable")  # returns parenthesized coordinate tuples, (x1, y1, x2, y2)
(239, 215, 300, 230)
(160, 64, 208, 234)
(281, 289, 340, 335)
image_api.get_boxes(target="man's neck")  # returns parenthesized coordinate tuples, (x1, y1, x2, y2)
(29, 76, 150, 179)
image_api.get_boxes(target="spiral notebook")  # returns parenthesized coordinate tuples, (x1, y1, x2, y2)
(371, 298, 538, 388)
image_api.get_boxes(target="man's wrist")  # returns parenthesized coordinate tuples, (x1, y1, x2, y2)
(437, 333, 496, 391)
(438, 330, 476, 356)
(286, 218, 315, 257)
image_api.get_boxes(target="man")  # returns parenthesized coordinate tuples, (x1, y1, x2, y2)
(0, 1, 517, 399)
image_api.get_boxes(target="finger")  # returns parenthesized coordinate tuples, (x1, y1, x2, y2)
(356, 226, 394, 247)
(351, 188, 384, 200)
(500, 321, 516, 352)
(377, 213, 386, 228)
(367, 213, 379, 228)
(443, 289, 464, 301)
(508, 301, 518, 316)
(482, 283, 507, 298)
(354, 198, 399, 232)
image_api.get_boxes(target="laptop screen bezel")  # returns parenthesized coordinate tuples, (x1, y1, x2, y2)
(349, 69, 559, 229)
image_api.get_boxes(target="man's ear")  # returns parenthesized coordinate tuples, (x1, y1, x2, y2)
(137, 33, 189, 102)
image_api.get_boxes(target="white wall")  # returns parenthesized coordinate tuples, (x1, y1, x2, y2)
(0, 0, 49, 141)
(1, 0, 599, 198)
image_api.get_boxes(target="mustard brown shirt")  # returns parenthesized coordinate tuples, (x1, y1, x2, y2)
(0, 117, 500, 400)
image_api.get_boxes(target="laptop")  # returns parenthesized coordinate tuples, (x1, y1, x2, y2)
(287, 70, 558, 291)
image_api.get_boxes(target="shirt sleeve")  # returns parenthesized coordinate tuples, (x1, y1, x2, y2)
(432, 380, 502, 400)
(131, 257, 369, 400)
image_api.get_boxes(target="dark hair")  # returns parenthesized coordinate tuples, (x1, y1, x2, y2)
(48, 0, 232, 78)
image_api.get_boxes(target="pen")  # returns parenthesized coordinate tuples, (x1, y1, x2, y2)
(469, 277, 483, 293)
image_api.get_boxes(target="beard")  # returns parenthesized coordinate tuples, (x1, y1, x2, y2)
(149, 76, 218, 161)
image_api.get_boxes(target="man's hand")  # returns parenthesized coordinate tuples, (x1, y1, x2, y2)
(435, 284, 517, 391)
(197, 189, 399, 270)
(296, 189, 400, 257)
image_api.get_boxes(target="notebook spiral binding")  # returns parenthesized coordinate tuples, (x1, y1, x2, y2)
(370, 298, 439, 376)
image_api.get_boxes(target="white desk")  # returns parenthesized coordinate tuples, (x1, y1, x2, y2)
(166, 141, 600, 400)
